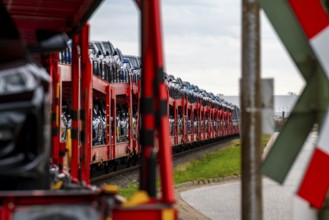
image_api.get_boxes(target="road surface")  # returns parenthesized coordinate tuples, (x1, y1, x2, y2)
(181, 132, 318, 219)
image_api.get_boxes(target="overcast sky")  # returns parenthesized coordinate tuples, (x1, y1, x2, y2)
(89, 0, 304, 96)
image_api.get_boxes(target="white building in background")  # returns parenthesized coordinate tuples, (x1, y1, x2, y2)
(223, 94, 298, 118)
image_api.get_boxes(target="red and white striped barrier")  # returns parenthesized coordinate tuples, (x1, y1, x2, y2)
(289, 0, 329, 209)
(297, 110, 329, 209)
(289, 0, 329, 80)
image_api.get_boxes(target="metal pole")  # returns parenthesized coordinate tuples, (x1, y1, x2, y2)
(241, 0, 262, 219)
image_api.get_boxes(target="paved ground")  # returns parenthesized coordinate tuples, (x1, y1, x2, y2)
(175, 186, 211, 220)
(175, 176, 241, 220)
(179, 132, 318, 220)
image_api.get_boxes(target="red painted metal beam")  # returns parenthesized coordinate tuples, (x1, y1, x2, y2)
(50, 53, 60, 167)
(128, 80, 133, 153)
(112, 88, 116, 159)
(174, 101, 178, 145)
(106, 85, 111, 161)
(197, 102, 201, 140)
(211, 108, 214, 138)
(191, 105, 194, 141)
(80, 24, 92, 185)
(183, 96, 188, 143)
(201, 107, 206, 140)
(136, 81, 141, 153)
(149, 0, 174, 202)
(208, 107, 211, 138)
(140, 0, 175, 203)
(181, 97, 185, 143)
(71, 35, 80, 180)
(140, 0, 156, 195)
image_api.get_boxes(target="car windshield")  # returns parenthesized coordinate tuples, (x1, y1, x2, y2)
(124, 62, 131, 69)
(94, 42, 104, 55)
(128, 57, 138, 68)
(102, 42, 113, 55)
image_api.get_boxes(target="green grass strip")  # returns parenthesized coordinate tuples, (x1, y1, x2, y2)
(174, 134, 270, 184)
(174, 139, 241, 184)
(119, 183, 139, 199)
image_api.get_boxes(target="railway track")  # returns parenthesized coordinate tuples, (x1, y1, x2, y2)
(91, 165, 140, 184)
(173, 135, 237, 158)
(91, 135, 239, 185)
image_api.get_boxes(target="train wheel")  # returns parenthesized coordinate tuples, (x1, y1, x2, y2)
(132, 155, 138, 166)
(91, 165, 97, 178)
(126, 157, 131, 168)
(112, 161, 118, 172)
(105, 164, 111, 173)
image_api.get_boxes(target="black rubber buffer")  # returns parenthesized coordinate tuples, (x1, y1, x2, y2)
(51, 112, 56, 121)
(59, 150, 66, 157)
(147, 150, 157, 198)
(71, 128, 79, 139)
(140, 129, 154, 147)
(140, 97, 154, 114)
(156, 67, 164, 83)
(80, 110, 85, 120)
(80, 131, 85, 143)
(159, 100, 167, 116)
(52, 127, 58, 136)
(71, 110, 78, 120)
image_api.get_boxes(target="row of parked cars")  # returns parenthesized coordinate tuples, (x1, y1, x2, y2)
(164, 74, 235, 110)
(58, 41, 141, 146)
(59, 40, 235, 111)
(58, 40, 236, 146)
(59, 40, 141, 83)
(88, 41, 141, 83)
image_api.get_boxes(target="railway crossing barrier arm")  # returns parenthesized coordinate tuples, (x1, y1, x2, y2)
(259, 0, 329, 213)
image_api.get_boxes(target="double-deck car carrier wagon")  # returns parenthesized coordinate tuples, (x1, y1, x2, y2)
(0, 0, 239, 219)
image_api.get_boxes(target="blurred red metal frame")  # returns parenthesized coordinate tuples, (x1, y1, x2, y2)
(1, 0, 178, 219)
(3, 0, 103, 46)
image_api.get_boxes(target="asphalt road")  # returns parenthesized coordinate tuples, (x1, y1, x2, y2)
(181, 132, 318, 220)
